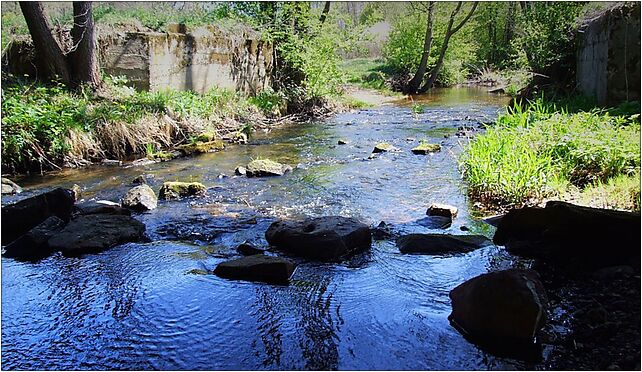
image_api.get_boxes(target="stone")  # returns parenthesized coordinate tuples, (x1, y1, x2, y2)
(158, 181, 207, 200)
(493, 201, 641, 268)
(246, 159, 292, 177)
(75, 201, 131, 216)
(449, 269, 548, 346)
(1, 177, 22, 194)
(132, 175, 148, 185)
(48, 214, 146, 256)
(372, 142, 398, 153)
(266, 216, 372, 261)
(235, 166, 247, 176)
(371, 221, 393, 240)
(337, 139, 348, 145)
(397, 233, 492, 254)
(3, 216, 65, 260)
(176, 140, 224, 155)
(193, 131, 216, 142)
(237, 242, 264, 256)
(414, 216, 452, 229)
(71, 184, 82, 202)
(122, 184, 158, 211)
(427, 203, 458, 218)
(1, 188, 75, 245)
(411, 142, 441, 155)
(130, 158, 157, 167)
(214, 255, 296, 284)
(102, 159, 122, 166)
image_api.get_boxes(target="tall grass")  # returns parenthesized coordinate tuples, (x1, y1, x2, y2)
(460, 98, 641, 210)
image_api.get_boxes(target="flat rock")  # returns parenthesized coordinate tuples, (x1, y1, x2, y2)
(75, 201, 131, 216)
(122, 184, 158, 211)
(176, 140, 224, 155)
(214, 255, 296, 284)
(397, 233, 491, 254)
(414, 216, 452, 229)
(246, 159, 292, 177)
(3, 216, 65, 260)
(449, 269, 548, 349)
(158, 181, 207, 200)
(372, 142, 398, 153)
(427, 203, 458, 218)
(48, 214, 146, 256)
(266, 216, 372, 261)
(1, 177, 22, 194)
(1, 188, 75, 245)
(411, 143, 441, 155)
(493, 201, 641, 268)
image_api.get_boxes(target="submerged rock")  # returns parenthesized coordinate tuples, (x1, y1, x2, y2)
(158, 181, 207, 200)
(411, 142, 441, 155)
(122, 184, 158, 211)
(372, 142, 398, 153)
(449, 269, 548, 349)
(102, 159, 122, 166)
(414, 216, 452, 229)
(75, 201, 131, 216)
(493, 201, 641, 268)
(132, 174, 148, 185)
(176, 139, 225, 155)
(266, 216, 372, 261)
(1, 177, 22, 194)
(214, 254, 296, 284)
(396, 233, 491, 254)
(3, 216, 65, 260)
(237, 242, 264, 256)
(48, 214, 146, 256)
(1, 187, 75, 245)
(427, 203, 458, 219)
(246, 159, 292, 177)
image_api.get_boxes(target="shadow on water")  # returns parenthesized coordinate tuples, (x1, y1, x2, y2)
(1, 87, 532, 370)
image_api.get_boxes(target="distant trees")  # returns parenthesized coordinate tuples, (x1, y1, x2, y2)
(19, 1, 101, 89)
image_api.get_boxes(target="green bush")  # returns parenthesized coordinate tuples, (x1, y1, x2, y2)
(460, 99, 641, 209)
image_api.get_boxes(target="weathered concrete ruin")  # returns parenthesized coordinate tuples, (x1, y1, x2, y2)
(3, 24, 273, 94)
(576, 3, 640, 105)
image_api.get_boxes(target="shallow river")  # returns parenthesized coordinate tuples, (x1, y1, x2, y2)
(1, 87, 539, 370)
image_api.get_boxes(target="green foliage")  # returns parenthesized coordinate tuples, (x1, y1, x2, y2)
(460, 99, 641, 209)
(248, 89, 286, 117)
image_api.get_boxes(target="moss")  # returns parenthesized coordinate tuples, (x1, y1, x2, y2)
(148, 150, 176, 161)
(176, 140, 224, 155)
(159, 181, 207, 200)
(193, 131, 217, 142)
(411, 142, 441, 155)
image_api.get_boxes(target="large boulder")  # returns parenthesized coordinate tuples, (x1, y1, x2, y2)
(449, 269, 548, 348)
(158, 181, 207, 200)
(1, 188, 75, 245)
(246, 159, 292, 177)
(397, 233, 492, 254)
(3, 216, 65, 260)
(122, 184, 158, 211)
(1, 177, 22, 194)
(265, 216, 372, 261)
(493, 201, 641, 268)
(48, 214, 146, 256)
(214, 254, 296, 284)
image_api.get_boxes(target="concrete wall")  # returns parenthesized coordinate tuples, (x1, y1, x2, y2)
(577, 3, 640, 105)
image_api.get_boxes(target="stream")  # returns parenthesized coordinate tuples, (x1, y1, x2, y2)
(1, 87, 541, 370)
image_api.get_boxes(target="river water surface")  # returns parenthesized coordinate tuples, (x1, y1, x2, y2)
(1, 88, 536, 370)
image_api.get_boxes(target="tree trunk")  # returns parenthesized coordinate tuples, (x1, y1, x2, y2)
(420, 2, 478, 92)
(319, 1, 331, 24)
(69, 2, 101, 88)
(404, 2, 435, 94)
(19, 1, 71, 84)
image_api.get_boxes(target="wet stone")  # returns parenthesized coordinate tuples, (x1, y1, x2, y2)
(214, 255, 296, 284)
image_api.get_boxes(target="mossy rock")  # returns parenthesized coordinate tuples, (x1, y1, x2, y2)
(158, 181, 207, 200)
(373, 142, 398, 153)
(411, 143, 441, 155)
(194, 131, 217, 143)
(246, 159, 292, 177)
(176, 140, 224, 156)
(149, 151, 177, 161)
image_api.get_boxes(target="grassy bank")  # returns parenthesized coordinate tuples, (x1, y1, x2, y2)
(459, 99, 641, 212)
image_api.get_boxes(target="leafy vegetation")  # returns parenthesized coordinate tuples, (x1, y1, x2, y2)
(460, 99, 641, 210)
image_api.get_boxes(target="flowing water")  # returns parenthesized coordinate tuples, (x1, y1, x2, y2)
(1, 87, 535, 370)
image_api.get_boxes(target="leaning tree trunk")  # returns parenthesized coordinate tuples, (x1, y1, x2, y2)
(319, 1, 331, 24)
(19, 1, 71, 84)
(69, 2, 101, 88)
(420, 1, 478, 92)
(404, 2, 435, 94)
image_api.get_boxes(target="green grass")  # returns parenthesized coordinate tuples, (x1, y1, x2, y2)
(459, 98, 641, 211)
(340, 58, 397, 94)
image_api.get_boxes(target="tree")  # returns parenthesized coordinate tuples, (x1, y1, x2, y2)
(19, 2, 71, 84)
(419, 1, 478, 92)
(404, 2, 435, 93)
(19, 1, 101, 89)
(319, 1, 330, 24)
